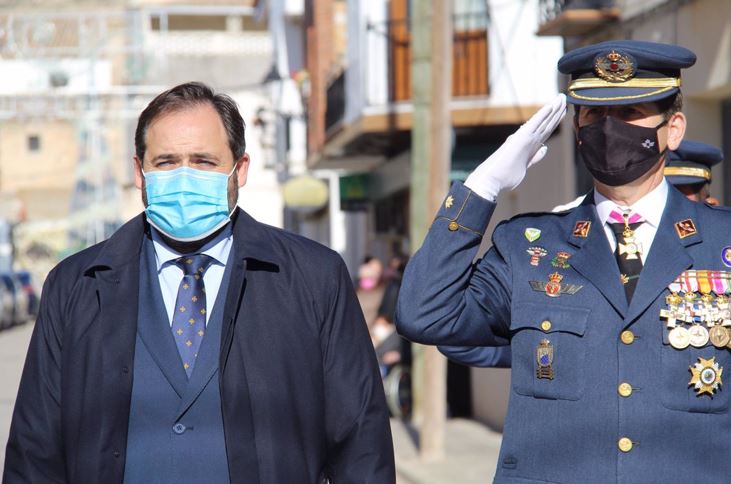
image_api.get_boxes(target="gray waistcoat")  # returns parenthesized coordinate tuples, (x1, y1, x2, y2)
(123, 237, 232, 484)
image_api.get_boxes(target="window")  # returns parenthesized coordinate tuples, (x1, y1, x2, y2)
(27, 135, 41, 152)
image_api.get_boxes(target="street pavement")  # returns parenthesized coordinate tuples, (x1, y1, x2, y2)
(0, 322, 503, 481)
(0, 321, 34, 472)
(392, 418, 502, 484)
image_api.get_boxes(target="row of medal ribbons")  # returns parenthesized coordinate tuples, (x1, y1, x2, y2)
(661, 271, 731, 350)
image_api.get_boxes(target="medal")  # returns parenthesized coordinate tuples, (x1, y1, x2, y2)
(689, 356, 723, 396)
(709, 325, 731, 348)
(526, 247, 548, 266)
(668, 326, 691, 350)
(688, 324, 710, 348)
(536, 339, 554, 380)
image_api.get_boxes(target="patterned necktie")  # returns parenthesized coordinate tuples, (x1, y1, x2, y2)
(171, 254, 213, 378)
(608, 209, 644, 302)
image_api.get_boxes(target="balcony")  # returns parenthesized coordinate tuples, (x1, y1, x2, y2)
(537, 0, 620, 37)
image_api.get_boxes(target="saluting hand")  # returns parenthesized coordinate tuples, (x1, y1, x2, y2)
(465, 93, 566, 201)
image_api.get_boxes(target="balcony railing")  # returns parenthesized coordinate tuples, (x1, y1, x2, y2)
(537, 0, 619, 37)
(539, 0, 616, 24)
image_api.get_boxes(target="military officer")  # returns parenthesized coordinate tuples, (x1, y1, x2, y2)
(439, 139, 725, 369)
(397, 40, 731, 483)
(665, 139, 723, 205)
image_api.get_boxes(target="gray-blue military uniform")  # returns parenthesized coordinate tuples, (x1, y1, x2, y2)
(441, 139, 725, 369)
(397, 41, 731, 483)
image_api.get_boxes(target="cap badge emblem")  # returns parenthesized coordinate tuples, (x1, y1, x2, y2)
(594, 50, 636, 83)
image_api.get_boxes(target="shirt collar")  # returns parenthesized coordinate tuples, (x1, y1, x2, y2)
(594, 178, 669, 229)
(151, 224, 233, 272)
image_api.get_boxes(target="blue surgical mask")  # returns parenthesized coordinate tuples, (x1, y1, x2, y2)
(143, 165, 236, 242)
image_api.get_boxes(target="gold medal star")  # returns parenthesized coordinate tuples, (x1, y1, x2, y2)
(176, 329, 183, 336)
(192, 296, 198, 302)
(179, 306, 186, 312)
(186, 340, 193, 347)
(689, 356, 723, 396)
(445, 195, 454, 209)
(198, 330, 204, 337)
(200, 309, 206, 315)
(183, 283, 190, 290)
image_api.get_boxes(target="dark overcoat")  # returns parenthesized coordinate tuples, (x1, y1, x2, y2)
(4, 209, 395, 484)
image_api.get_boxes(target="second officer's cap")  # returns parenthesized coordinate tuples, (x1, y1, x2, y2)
(558, 40, 696, 106)
(664, 140, 724, 186)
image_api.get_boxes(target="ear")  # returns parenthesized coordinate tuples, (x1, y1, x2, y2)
(665, 111, 686, 151)
(236, 153, 251, 188)
(133, 156, 144, 190)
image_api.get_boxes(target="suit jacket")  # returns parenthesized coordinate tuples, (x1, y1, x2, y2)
(397, 181, 731, 483)
(4, 209, 395, 484)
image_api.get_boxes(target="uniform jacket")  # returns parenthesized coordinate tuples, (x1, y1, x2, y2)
(4, 209, 395, 484)
(397, 181, 731, 483)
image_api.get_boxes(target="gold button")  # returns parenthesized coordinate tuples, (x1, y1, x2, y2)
(541, 320, 552, 332)
(620, 330, 635, 345)
(618, 382, 633, 397)
(618, 437, 633, 453)
(448, 221, 459, 231)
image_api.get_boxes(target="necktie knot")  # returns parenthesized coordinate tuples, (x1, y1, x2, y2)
(176, 254, 213, 277)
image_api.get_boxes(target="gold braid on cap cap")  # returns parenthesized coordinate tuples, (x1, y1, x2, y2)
(663, 166, 711, 181)
(569, 77, 682, 90)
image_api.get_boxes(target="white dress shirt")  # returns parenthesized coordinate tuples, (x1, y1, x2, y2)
(594, 178, 669, 264)
(151, 226, 233, 326)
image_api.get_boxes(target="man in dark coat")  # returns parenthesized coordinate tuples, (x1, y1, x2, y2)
(3, 82, 394, 484)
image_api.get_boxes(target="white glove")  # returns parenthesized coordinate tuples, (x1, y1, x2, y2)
(465, 94, 567, 201)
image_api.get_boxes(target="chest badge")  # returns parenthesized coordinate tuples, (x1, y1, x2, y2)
(722, 247, 731, 268)
(689, 356, 723, 396)
(527, 247, 548, 266)
(572, 221, 591, 238)
(536, 339, 555, 380)
(529, 272, 583, 298)
(524, 227, 541, 242)
(674, 219, 697, 239)
(551, 251, 572, 269)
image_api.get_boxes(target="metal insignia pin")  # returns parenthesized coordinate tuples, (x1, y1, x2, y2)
(536, 339, 554, 380)
(572, 221, 591, 238)
(529, 272, 583, 298)
(526, 247, 548, 266)
(722, 247, 731, 268)
(551, 251, 571, 269)
(675, 219, 697, 239)
(524, 228, 541, 242)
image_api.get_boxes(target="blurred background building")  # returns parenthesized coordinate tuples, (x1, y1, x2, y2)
(0, 0, 282, 289)
(264, 0, 731, 433)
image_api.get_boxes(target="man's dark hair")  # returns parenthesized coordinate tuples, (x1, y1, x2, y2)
(135, 82, 246, 162)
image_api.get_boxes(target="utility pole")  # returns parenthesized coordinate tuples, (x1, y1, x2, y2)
(409, 0, 452, 461)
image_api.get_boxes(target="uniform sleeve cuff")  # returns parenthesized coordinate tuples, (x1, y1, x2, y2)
(433, 181, 496, 237)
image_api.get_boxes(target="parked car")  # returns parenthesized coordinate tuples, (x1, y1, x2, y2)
(0, 273, 30, 325)
(0, 282, 13, 330)
(15, 270, 39, 319)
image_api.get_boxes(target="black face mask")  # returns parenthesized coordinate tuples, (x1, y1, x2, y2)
(578, 116, 668, 186)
